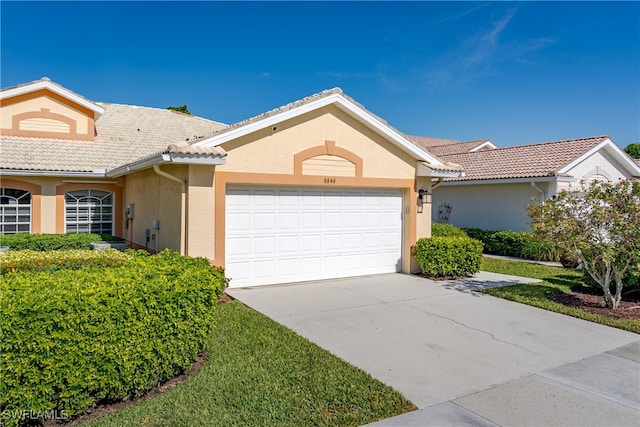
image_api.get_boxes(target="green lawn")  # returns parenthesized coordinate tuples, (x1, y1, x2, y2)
(80, 301, 415, 427)
(480, 257, 640, 334)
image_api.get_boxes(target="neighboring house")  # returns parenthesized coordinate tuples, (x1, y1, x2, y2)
(0, 77, 463, 287)
(409, 135, 640, 231)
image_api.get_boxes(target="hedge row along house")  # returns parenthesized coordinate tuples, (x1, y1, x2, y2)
(409, 135, 640, 231)
(0, 78, 464, 287)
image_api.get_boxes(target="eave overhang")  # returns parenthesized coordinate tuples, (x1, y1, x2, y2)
(107, 153, 226, 178)
(436, 176, 578, 186)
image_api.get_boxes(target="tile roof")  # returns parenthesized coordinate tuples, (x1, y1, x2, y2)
(194, 88, 402, 143)
(406, 135, 460, 149)
(439, 136, 609, 181)
(428, 139, 494, 157)
(192, 87, 463, 174)
(0, 102, 227, 172)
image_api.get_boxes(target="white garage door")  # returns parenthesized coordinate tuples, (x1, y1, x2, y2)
(225, 186, 403, 287)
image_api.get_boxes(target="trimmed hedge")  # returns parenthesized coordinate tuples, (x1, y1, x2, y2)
(414, 237, 483, 277)
(1, 249, 227, 427)
(0, 233, 122, 251)
(431, 222, 469, 238)
(462, 228, 561, 262)
(0, 249, 129, 274)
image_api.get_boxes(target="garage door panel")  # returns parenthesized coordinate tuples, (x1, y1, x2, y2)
(253, 236, 275, 255)
(363, 232, 382, 247)
(302, 256, 323, 274)
(254, 190, 277, 206)
(253, 259, 276, 278)
(278, 191, 299, 206)
(301, 234, 322, 252)
(302, 212, 323, 229)
(226, 236, 251, 256)
(277, 235, 299, 254)
(323, 233, 342, 250)
(364, 212, 382, 227)
(226, 186, 402, 287)
(254, 213, 276, 232)
(277, 258, 300, 276)
(383, 231, 401, 247)
(344, 212, 362, 228)
(343, 233, 362, 249)
(227, 212, 251, 231)
(277, 212, 299, 230)
(383, 211, 400, 227)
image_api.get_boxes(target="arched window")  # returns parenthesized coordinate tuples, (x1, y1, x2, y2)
(65, 189, 113, 234)
(0, 188, 32, 234)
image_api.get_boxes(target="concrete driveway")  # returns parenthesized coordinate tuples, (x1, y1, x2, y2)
(227, 273, 640, 426)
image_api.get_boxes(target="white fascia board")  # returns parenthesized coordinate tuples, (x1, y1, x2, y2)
(194, 93, 446, 166)
(107, 154, 169, 177)
(167, 154, 226, 165)
(107, 153, 226, 177)
(0, 169, 108, 178)
(417, 162, 465, 178)
(437, 176, 574, 186)
(1, 80, 105, 117)
(469, 141, 498, 152)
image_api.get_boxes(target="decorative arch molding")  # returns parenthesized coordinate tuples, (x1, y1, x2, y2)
(55, 183, 123, 234)
(9, 108, 94, 140)
(293, 140, 363, 177)
(584, 167, 613, 182)
(0, 179, 42, 233)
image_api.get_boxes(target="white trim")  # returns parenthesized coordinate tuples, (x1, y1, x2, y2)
(437, 176, 577, 186)
(1, 79, 105, 118)
(194, 92, 450, 167)
(0, 169, 108, 178)
(469, 140, 498, 152)
(559, 138, 640, 176)
(417, 162, 465, 178)
(107, 153, 226, 177)
(61, 180, 119, 184)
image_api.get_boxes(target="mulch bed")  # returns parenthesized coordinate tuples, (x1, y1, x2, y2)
(550, 287, 640, 320)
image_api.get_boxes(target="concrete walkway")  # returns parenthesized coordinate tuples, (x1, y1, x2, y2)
(227, 273, 639, 426)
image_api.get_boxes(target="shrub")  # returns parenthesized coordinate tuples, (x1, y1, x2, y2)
(0, 249, 130, 274)
(462, 228, 496, 246)
(413, 237, 483, 277)
(431, 222, 469, 238)
(461, 228, 561, 262)
(0, 249, 227, 427)
(0, 233, 122, 251)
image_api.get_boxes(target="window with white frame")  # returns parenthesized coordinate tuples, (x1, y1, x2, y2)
(0, 188, 32, 234)
(65, 189, 114, 234)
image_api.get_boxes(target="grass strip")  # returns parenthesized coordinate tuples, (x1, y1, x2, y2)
(481, 257, 640, 334)
(82, 301, 415, 426)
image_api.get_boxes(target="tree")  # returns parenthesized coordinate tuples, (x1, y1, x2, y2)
(527, 179, 640, 309)
(167, 105, 191, 115)
(624, 143, 640, 159)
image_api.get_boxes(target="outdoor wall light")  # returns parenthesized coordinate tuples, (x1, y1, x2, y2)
(418, 189, 431, 203)
(417, 189, 431, 213)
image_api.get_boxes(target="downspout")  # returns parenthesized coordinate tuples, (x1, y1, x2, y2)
(153, 164, 186, 255)
(431, 178, 444, 191)
(531, 181, 545, 203)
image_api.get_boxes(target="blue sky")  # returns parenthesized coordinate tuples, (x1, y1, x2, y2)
(2, 1, 638, 148)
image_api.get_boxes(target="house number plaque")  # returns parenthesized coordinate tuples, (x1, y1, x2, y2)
(324, 178, 336, 184)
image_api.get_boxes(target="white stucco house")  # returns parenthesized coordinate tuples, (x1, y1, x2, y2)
(408, 135, 640, 231)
